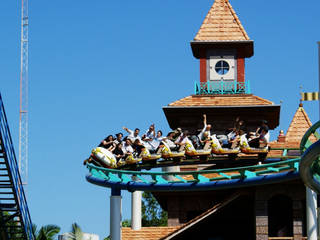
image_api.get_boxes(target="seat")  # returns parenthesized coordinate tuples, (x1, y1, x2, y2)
(124, 154, 142, 165)
(140, 148, 161, 161)
(159, 141, 185, 159)
(239, 134, 268, 154)
(211, 135, 239, 155)
(185, 139, 211, 157)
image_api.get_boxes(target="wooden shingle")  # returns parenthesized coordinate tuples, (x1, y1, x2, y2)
(122, 227, 179, 240)
(194, 0, 250, 41)
(168, 94, 273, 107)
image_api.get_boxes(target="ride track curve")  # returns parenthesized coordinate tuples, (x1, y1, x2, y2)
(299, 120, 320, 193)
(85, 121, 320, 192)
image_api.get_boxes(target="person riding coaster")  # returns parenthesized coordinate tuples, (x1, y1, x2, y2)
(239, 133, 268, 154)
(211, 134, 240, 155)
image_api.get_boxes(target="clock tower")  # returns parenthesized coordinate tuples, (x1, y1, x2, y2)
(191, 0, 253, 93)
(163, 0, 280, 135)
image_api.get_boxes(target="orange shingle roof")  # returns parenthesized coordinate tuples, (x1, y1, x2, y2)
(194, 0, 250, 41)
(168, 95, 273, 107)
(269, 105, 316, 152)
(285, 106, 314, 143)
(122, 227, 179, 240)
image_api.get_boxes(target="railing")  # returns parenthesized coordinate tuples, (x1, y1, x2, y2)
(194, 79, 251, 95)
(0, 93, 34, 240)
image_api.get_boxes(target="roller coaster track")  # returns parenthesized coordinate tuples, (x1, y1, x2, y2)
(0, 94, 34, 240)
(299, 120, 320, 193)
(86, 150, 304, 192)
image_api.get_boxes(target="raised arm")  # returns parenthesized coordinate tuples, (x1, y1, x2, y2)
(122, 126, 132, 134)
(203, 114, 207, 126)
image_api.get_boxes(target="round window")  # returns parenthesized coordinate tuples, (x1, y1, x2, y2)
(215, 60, 230, 75)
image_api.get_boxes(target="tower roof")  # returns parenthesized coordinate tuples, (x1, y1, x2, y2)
(190, 0, 254, 58)
(194, 0, 250, 41)
(285, 105, 315, 143)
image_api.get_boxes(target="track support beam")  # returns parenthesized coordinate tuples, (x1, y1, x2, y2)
(131, 191, 141, 230)
(110, 188, 121, 240)
(306, 187, 317, 240)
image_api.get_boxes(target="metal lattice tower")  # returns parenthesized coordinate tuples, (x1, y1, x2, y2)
(19, 0, 29, 185)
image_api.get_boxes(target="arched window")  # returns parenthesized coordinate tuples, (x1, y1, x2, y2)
(268, 194, 293, 237)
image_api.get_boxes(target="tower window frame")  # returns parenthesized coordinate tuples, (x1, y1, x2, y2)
(215, 60, 230, 75)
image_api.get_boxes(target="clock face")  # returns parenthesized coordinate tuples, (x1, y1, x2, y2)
(215, 60, 230, 75)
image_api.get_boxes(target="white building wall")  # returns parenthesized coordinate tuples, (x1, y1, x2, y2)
(58, 232, 99, 240)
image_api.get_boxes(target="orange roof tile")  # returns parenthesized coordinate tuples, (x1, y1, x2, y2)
(194, 0, 250, 41)
(122, 227, 179, 240)
(168, 94, 273, 107)
(285, 106, 315, 143)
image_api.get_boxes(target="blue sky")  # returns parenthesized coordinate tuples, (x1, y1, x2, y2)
(1, 0, 320, 238)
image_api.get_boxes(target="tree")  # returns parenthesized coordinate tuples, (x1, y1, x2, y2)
(141, 191, 167, 226)
(122, 219, 131, 227)
(1, 212, 23, 239)
(33, 224, 60, 240)
(65, 223, 84, 240)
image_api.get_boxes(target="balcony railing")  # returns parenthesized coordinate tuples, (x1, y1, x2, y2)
(194, 80, 251, 95)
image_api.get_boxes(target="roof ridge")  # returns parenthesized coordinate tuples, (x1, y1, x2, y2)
(225, 0, 249, 40)
(299, 107, 313, 126)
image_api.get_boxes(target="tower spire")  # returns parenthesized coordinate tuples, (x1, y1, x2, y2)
(194, 0, 250, 41)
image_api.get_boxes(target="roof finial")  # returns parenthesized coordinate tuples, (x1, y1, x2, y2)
(299, 85, 303, 107)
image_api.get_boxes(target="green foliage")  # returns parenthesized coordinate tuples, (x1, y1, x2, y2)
(65, 223, 84, 240)
(141, 191, 168, 227)
(122, 219, 131, 227)
(0, 212, 23, 239)
(33, 224, 61, 240)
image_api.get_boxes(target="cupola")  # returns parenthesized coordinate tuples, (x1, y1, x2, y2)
(191, 0, 254, 94)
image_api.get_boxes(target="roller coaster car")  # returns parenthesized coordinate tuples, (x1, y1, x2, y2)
(184, 140, 211, 158)
(211, 135, 240, 155)
(158, 141, 185, 159)
(91, 147, 117, 169)
(140, 148, 161, 162)
(239, 135, 268, 159)
(124, 154, 142, 165)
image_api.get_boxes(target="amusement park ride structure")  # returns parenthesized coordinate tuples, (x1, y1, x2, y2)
(18, 0, 29, 185)
(85, 1, 320, 240)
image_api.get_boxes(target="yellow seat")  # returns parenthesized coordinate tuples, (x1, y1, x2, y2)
(140, 148, 161, 161)
(159, 142, 185, 159)
(125, 154, 141, 165)
(185, 140, 211, 157)
(240, 135, 268, 154)
(211, 135, 239, 155)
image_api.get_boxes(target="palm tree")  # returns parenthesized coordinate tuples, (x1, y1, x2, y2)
(65, 223, 84, 240)
(33, 224, 60, 240)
